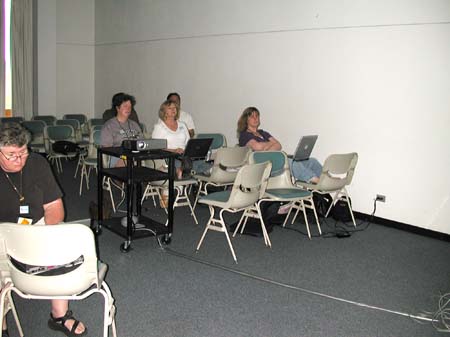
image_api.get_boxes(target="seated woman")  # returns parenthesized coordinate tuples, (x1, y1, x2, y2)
(101, 93, 143, 167)
(151, 100, 210, 206)
(237, 106, 322, 184)
(0, 123, 86, 337)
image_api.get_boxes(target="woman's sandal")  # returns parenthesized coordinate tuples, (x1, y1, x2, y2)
(2, 328, 9, 337)
(48, 310, 87, 337)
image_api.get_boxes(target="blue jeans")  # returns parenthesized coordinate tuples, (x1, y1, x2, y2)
(289, 157, 322, 182)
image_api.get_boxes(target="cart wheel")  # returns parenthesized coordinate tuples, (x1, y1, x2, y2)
(163, 234, 172, 245)
(94, 226, 102, 235)
(120, 241, 131, 253)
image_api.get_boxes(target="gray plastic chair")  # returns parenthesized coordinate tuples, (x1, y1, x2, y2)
(196, 161, 272, 263)
(295, 152, 358, 227)
(247, 151, 321, 239)
(0, 223, 117, 337)
(193, 146, 251, 210)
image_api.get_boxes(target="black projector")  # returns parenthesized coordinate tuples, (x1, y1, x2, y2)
(122, 138, 167, 151)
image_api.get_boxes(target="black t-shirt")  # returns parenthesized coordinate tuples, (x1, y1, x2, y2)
(0, 153, 63, 224)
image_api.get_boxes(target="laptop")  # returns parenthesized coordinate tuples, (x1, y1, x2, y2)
(183, 138, 213, 160)
(292, 135, 318, 161)
(180, 138, 213, 178)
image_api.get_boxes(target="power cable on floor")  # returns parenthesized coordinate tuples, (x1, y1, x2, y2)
(161, 246, 437, 325)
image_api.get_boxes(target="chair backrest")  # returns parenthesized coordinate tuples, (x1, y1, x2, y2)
(88, 118, 104, 127)
(22, 120, 46, 145)
(44, 125, 76, 154)
(226, 161, 272, 209)
(87, 129, 102, 158)
(0, 117, 24, 124)
(207, 146, 251, 183)
(32, 115, 56, 126)
(196, 133, 227, 150)
(0, 223, 99, 296)
(249, 151, 294, 189)
(56, 119, 82, 142)
(63, 114, 87, 125)
(318, 152, 358, 190)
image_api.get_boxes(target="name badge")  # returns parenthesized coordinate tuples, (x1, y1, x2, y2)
(20, 205, 30, 214)
(18, 217, 33, 225)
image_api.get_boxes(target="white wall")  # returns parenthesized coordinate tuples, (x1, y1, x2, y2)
(34, 1, 449, 233)
(37, 0, 95, 118)
(93, 0, 450, 234)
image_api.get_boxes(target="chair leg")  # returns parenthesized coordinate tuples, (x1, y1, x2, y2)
(299, 200, 312, 239)
(196, 205, 215, 251)
(193, 181, 206, 210)
(219, 209, 238, 263)
(0, 285, 24, 337)
(256, 200, 272, 248)
(309, 197, 322, 235)
(196, 206, 238, 263)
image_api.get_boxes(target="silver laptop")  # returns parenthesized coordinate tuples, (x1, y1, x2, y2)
(292, 135, 318, 161)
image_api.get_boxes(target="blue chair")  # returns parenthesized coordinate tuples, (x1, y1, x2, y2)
(44, 125, 78, 173)
(0, 117, 24, 124)
(32, 115, 56, 126)
(22, 120, 46, 153)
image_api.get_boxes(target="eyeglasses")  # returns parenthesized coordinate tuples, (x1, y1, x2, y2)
(0, 149, 29, 161)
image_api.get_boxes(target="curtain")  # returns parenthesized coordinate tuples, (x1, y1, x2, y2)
(11, 0, 32, 119)
(0, 0, 5, 116)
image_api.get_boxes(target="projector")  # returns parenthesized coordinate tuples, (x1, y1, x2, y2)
(122, 138, 167, 151)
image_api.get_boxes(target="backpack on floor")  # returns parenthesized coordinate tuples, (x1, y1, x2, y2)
(52, 140, 81, 155)
(331, 197, 353, 222)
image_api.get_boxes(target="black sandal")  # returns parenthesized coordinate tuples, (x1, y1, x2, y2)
(2, 328, 9, 337)
(48, 310, 87, 337)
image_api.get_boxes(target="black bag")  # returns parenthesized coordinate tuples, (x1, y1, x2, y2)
(312, 192, 333, 217)
(52, 140, 81, 155)
(332, 197, 353, 222)
(229, 201, 282, 237)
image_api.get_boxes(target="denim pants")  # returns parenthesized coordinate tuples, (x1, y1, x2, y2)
(289, 157, 322, 182)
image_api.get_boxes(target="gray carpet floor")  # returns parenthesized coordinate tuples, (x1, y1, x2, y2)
(6, 159, 450, 337)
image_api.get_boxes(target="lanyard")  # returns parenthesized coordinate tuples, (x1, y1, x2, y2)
(3, 170, 25, 202)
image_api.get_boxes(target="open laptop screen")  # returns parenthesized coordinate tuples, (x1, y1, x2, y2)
(183, 137, 213, 160)
(293, 135, 318, 161)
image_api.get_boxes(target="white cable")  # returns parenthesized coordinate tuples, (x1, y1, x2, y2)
(163, 247, 437, 323)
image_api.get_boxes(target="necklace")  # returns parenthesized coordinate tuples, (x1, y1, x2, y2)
(3, 170, 25, 202)
(117, 118, 137, 139)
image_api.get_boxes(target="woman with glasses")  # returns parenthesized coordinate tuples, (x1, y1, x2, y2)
(0, 123, 87, 336)
(101, 92, 143, 167)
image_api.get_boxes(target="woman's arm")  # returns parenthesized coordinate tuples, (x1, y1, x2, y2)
(43, 198, 65, 225)
(246, 137, 282, 151)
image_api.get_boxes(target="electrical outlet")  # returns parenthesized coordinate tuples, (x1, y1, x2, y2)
(376, 194, 386, 203)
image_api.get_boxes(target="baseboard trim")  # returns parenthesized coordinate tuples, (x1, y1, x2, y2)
(354, 211, 450, 242)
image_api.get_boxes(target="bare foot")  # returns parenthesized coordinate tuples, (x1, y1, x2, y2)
(309, 176, 320, 184)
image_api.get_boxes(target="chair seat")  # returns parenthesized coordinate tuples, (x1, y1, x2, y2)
(199, 190, 231, 206)
(265, 188, 311, 200)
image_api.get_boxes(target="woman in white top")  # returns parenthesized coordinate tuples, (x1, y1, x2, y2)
(152, 100, 190, 154)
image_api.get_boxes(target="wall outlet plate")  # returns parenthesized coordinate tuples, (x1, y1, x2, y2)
(376, 194, 386, 203)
